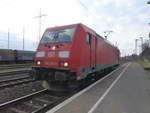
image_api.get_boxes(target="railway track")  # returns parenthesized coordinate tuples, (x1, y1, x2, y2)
(0, 76, 34, 89)
(0, 75, 105, 113)
(0, 89, 68, 113)
(0, 70, 34, 88)
(0, 63, 32, 70)
(0, 69, 70, 113)
(0, 70, 31, 76)
(0, 65, 120, 113)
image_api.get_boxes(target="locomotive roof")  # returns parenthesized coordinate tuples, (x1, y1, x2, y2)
(80, 24, 119, 50)
(46, 23, 102, 39)
(46, 23, 119, 50)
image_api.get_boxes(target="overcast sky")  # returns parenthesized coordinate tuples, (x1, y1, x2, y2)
(0, 0, 149, 56)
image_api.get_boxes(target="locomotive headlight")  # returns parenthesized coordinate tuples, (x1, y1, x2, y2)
(64, 62, 69, 67)
(37, 61, 41, 65)
(60, 61, 69, 67)
(59, 51, 69, 58)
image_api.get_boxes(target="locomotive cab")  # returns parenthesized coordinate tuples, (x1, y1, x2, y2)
(32, 24, 82, 89)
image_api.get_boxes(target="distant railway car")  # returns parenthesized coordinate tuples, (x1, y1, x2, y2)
(0, 49, 35, 64)
(15, 50, 35, 63)
(0, 49, 15, 64)
(33, 23, 120, 89)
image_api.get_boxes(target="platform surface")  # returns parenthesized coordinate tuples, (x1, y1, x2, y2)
(47, 63, 150, 113)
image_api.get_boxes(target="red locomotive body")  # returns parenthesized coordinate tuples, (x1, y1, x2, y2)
(33, 23, 120, 89)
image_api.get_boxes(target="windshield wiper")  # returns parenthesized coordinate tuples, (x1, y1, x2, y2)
(53, 33, 59, 42)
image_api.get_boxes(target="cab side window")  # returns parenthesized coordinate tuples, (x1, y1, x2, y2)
(86, 33, 91, 44)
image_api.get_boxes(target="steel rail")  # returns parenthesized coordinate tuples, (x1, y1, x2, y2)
(0, 78, 34, 89)
(0, 70, 31, 76)
(0, 89, 47, 108)
(0, 75, 30, 83)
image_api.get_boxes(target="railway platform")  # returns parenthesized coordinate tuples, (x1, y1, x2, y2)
(47, 63, 150, 113)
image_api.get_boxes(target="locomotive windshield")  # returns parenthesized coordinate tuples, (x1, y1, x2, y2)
(40, 28, 75, 44)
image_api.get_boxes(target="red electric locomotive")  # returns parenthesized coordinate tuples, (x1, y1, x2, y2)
(32, 23, 120, 90)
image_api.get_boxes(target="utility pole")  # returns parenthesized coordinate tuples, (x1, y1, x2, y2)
(135, 39, 138, 55)
(139, 37, 143, 52)
(8, 28, 10, 49)
(104, 30, 113, 40)
(23, 26, 25, 51)
(34, 8, 47, 43)
(147, 1, 150, 47)
(149, 33, 150, 47)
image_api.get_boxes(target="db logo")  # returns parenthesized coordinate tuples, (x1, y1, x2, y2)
(48, 52, 55, 57)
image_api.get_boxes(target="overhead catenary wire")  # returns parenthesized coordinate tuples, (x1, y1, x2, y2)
(77, 0, 114, 38)
(78, 0, 98, 18)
